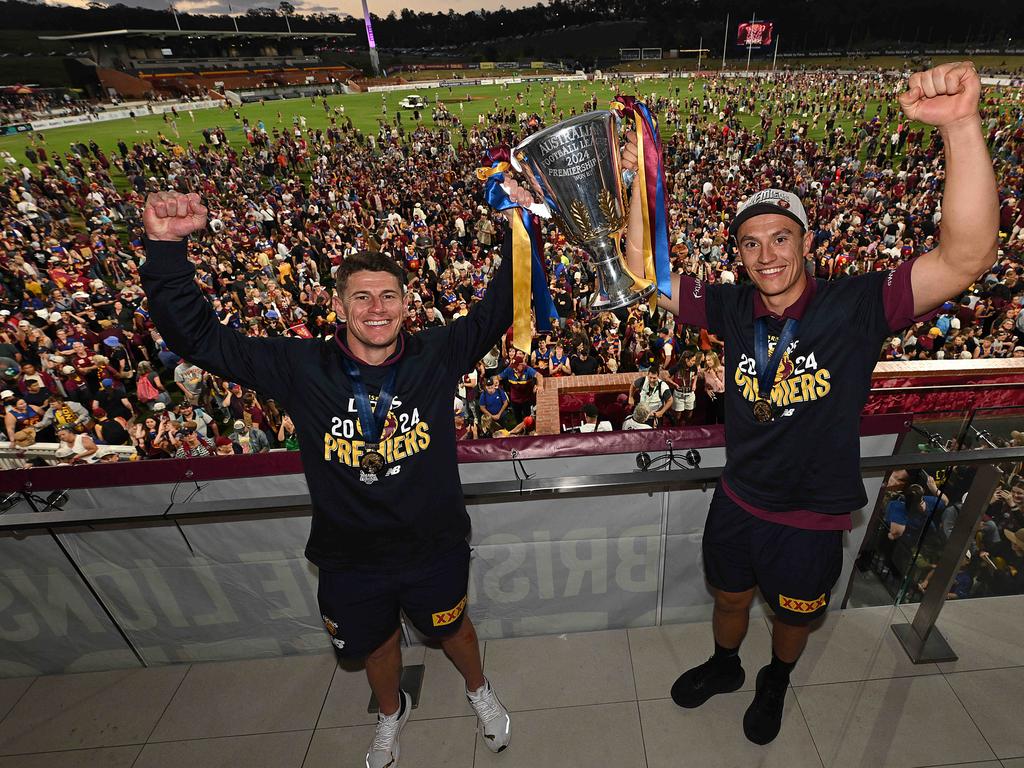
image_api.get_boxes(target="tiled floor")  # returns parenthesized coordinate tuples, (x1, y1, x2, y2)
(0, 596, 1022, 768)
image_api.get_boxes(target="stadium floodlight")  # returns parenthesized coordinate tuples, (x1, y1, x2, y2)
(361, 0, 381, 76)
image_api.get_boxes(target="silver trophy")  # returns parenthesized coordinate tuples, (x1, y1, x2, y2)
(512, 110, 656, 311)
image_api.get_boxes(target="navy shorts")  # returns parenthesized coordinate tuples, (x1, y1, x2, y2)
(317, 541, 471, 658)
(702, 487, 843, 625)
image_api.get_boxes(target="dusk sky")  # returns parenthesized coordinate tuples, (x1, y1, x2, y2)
(53, 0, 541, 16)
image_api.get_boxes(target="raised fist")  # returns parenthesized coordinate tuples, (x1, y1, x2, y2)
(899, 61, 981, 130)
(143, 191, 209, 242)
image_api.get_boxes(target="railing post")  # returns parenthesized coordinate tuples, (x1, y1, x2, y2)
(891, 463, 1002, 663)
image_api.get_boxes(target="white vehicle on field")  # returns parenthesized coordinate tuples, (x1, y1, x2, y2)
(398, 95, 427, 110)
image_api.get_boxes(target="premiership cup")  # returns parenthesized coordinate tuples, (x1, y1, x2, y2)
(512, 110, 656, 311)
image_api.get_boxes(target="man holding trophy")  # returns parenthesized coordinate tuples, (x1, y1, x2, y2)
(510, 61, 995, 746)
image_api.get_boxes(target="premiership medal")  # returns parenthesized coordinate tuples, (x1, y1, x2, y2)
(752, 397, 774, 423)
(340, 355, 398, 483)
(360, 446, 386, 476)
(753, 316, 800, 426)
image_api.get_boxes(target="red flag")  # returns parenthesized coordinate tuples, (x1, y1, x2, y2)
(287, 323, 312, 338)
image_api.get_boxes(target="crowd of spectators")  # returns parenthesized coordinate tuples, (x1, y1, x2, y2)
(0, 71, 1021, 465)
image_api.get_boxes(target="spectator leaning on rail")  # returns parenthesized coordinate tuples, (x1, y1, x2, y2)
(137, 181, 526, 768)
(622, 62, 999, 746)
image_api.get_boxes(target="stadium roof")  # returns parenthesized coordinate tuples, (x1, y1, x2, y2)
(40, 29, 354, 41)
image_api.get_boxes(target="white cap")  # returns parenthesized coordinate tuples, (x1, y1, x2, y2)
(153, 402, 166, 411)
(0, 390, 13, 399)
(730, 189, 809, 237)
(233, 419, 246, 430)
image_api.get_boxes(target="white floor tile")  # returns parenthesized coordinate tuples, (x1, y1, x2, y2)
(316, 645, 425, 729)
(411, 644, 483, 721)
(0, 746, 141, 768)
(148, 654, 335, 741)
(133, 731, 311, 768)
(791, 604, 941, 686)
(475, 702, 645, 768)
(0, 680, 33, 725)
(901, 595, 1024, 673)
(640, 693, 823, 768)
(628, 617, 773, 700)
(0, 666, 187, 754)
(796, 675, 995, 768)
(303, 716, 476, 768)
(946, 667, 1024, 759)
(481, 629, 635, 710)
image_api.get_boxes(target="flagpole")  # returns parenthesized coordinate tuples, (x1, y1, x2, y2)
(746, 12, 756, 72)
(721, 13, 729, 70)
(696, 36, 703, 71)
(229, 2, 239, 32)
(170, 3, 181, 30)
(772, 34, 779, 72)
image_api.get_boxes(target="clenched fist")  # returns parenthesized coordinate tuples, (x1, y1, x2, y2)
(899, 61, 981, 130)
(143, 191, 209, 242)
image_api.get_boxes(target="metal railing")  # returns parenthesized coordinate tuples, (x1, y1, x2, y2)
(0, 443, 1019, 666)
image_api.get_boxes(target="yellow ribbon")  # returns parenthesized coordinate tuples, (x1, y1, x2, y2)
(476, 159, 533, 354)
(511, 212, 533, 354)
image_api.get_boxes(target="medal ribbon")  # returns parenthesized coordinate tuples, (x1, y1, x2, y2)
(477, 146, 558, 354)
(754, 317, 800, 404)
(610, 95, 673, 307)
(340, 355, 397, 451)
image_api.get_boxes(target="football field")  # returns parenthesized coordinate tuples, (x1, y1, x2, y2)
(0, 77, 896, 169)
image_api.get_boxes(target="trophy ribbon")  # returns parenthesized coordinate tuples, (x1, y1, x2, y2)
(610, 95, 673, 306)
(477, 147, 558, 354)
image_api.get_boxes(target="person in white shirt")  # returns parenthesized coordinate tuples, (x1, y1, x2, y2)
(622, 403, 653, 430)
(578, 403, 612, 433)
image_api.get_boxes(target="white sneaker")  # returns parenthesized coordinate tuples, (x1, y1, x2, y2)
(467, 678, 511, 753)
(366, 689, 411, 768)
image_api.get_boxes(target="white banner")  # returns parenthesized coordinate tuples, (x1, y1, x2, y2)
(25, 99, 222, 132)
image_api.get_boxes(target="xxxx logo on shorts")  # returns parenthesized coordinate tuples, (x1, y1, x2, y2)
(431, 595, 467, 627)
(778, 593, 827, 614)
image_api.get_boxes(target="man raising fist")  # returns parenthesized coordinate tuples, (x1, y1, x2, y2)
(138, 177, 533, 766)
(621, 62, 998, 746)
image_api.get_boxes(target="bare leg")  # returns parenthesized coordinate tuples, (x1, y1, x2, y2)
(770, 618, 811, 664)
(365, 628, 402, 715)
(439, 614, 486, 691)
(712, 587, 757, 648)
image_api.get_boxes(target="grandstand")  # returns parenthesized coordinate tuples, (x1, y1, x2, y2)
(40, 28, 359, 101)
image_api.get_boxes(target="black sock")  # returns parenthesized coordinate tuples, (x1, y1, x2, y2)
(766, 653, 796, 684)
(712, 641, 741, 668)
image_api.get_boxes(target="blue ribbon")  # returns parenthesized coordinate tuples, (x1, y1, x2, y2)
(482, 170, 559, 332)
(339, 355, 397, 449)
(754, 317, 800, 408)
(635, 102, 673, 300)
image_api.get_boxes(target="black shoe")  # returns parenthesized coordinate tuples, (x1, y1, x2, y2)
(743, 665, 787, 745)
(670, 656, 745, 709)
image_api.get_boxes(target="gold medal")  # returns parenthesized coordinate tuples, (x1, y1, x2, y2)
(752, 397, 774, 423)
(360, 446, 386, 475)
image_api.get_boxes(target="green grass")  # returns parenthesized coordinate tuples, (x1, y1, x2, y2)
(0, 79, 838, 161)
(1, 75, 1016, 174)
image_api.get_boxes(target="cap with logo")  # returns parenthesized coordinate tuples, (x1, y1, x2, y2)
(233, 419, 246, 430)
(729, 189, 809, 238)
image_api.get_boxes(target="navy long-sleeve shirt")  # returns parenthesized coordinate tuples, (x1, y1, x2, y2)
(140, 235, 513, 569)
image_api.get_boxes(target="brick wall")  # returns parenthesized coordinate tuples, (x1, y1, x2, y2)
(535, 373, 636, 435)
